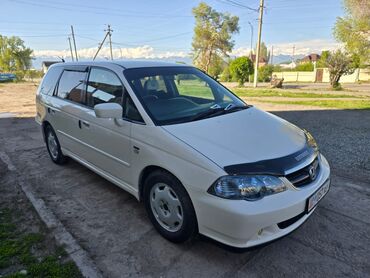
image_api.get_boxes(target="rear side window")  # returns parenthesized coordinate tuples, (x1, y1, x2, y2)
(85, 68, 123, 107)
(38, 67, 63, 95)
(57, 70, 87, 104)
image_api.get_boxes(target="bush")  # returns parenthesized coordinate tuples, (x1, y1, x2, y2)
(295, 62, 314, 71)
(220, 66, 232, 82)
(229, 56, 253, 86)
(258, 65, 274, 82)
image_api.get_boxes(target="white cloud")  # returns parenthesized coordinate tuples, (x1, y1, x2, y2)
(231, 39, 342, 57)
(33, 45, 189, 60)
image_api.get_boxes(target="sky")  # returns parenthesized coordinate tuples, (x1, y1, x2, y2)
(0, 0, 344, 63)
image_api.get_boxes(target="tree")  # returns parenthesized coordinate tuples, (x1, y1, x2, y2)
(323, 50, 355, 89)
(317, 50, 330, 68)
(258, 65, 274, 82)
(192, 2, 239, 74)
(207, 54, 225, 80)
(0, 35, 33, 73)
(334, 0, 370, 67)
(257, 42, 270, 64)
(229, 56, 253, 86)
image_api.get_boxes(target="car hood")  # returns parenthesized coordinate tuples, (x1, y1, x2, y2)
(162, 107, 307, 169)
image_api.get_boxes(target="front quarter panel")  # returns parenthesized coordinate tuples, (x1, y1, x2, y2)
(130, 124, 225, 198)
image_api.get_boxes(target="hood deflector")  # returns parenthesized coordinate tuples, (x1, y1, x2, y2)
(224, 132, 318, 176)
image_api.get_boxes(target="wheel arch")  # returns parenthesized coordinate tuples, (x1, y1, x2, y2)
(41, 120, 52, 142)
(138, 165, 184, 202)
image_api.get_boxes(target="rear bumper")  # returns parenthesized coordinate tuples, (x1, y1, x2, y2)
(190, 154, 330, 248)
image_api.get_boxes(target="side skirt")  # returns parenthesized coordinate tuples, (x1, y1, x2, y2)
(62, 148, 140, 200)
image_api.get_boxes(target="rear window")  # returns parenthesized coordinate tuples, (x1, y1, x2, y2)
(38, 67, 63, 95)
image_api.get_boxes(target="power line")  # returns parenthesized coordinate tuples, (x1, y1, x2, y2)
(11, 0, 193, 18)
(214, 0, 258, 12)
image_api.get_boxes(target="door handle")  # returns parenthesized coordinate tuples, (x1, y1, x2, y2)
(82, 121, 90, 128)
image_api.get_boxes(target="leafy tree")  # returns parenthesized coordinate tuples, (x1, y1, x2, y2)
(256, 42, 270, 64)
(207, 54, 225, 80)
(0, 35, 33, 73)
(317, 50, 330, 68)
(229, 56, 253, 86)
(258, 65, 274, 82)
(323, 50, 355, 89)
(192, 2, 239, 74)
(220, 63, 232, 82)
(334, 0, 370, 67)
(295, 62, 314, 71)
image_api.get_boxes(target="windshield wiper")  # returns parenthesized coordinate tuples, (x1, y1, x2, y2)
(224, 105, 250, 112)
(190, 107, 225, 121)
(190, 105, 250, 122)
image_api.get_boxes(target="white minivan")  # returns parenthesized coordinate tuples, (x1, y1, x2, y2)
(36, 61, 330, 248)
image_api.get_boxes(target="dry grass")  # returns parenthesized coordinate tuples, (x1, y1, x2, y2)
(0, 82, 38, 118)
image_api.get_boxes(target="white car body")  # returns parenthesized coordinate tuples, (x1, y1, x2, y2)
(36, 61, 330, 248)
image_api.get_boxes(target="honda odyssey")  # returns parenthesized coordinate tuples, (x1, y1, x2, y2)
(35, 61, 330, 248)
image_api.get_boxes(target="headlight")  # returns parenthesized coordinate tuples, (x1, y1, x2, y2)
(208, 175, 287, 201)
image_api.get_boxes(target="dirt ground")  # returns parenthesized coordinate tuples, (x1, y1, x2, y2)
(1, 82, 370, 277)
(0, 82, 345, 118)
(0, 83, 39, 118)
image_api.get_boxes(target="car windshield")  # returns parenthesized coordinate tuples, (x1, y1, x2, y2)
(123, 66, 248, 125)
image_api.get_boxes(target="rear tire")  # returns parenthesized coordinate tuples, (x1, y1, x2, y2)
(45, 125, 68, 165)
(143, 170, 198, 243)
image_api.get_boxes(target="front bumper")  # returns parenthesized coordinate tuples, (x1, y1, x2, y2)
(191, 154, 330, 248)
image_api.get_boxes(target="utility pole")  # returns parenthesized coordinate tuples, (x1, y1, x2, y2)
(248, 21, 254, 57)
(70, 25, 78, 61)
(68, 37, 74, 62)
(106, 25, 113, 60)
(93, 29, 110, 60)
(253, 0, 264, 88)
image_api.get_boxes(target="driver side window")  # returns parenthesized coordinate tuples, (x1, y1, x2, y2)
(85, 67, 144, 123)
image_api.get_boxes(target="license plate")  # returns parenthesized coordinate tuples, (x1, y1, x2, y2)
(307, 179, 330, 212)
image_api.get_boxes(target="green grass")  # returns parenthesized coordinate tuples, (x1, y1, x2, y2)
(176, 80, 214, 99)
(231, 88, 362, 98)
(0, 208, 82, 278)
(257, 99, 370, 110)
(175, 80, 362, 99)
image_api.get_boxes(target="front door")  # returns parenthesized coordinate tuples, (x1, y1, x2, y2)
(76, 67, 134, 188)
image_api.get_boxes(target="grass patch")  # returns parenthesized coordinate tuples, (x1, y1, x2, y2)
(257, 99, 370, 110)
(0, 208, 82, 278)
(231, 88, 362, 98)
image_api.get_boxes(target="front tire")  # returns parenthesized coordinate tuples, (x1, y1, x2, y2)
(143, 170, 198, 243)
(45, 125, 68, 165)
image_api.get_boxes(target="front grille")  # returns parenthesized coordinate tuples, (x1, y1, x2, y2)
(286, 157, 320, 187)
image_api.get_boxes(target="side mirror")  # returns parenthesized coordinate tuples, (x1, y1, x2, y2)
(94, 103, 122, 119)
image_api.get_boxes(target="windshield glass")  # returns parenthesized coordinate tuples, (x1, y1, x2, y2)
(123, 66, 247, 125)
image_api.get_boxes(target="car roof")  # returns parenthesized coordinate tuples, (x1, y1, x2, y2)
(51, 60, 190, 69)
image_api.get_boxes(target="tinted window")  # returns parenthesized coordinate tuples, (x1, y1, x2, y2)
(39, 67, 63, 95)
(175, 74, 215, 99)
(85, 68, 123, 107)
(57, 70, 86, 104)
(124, 67, 246, 125)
